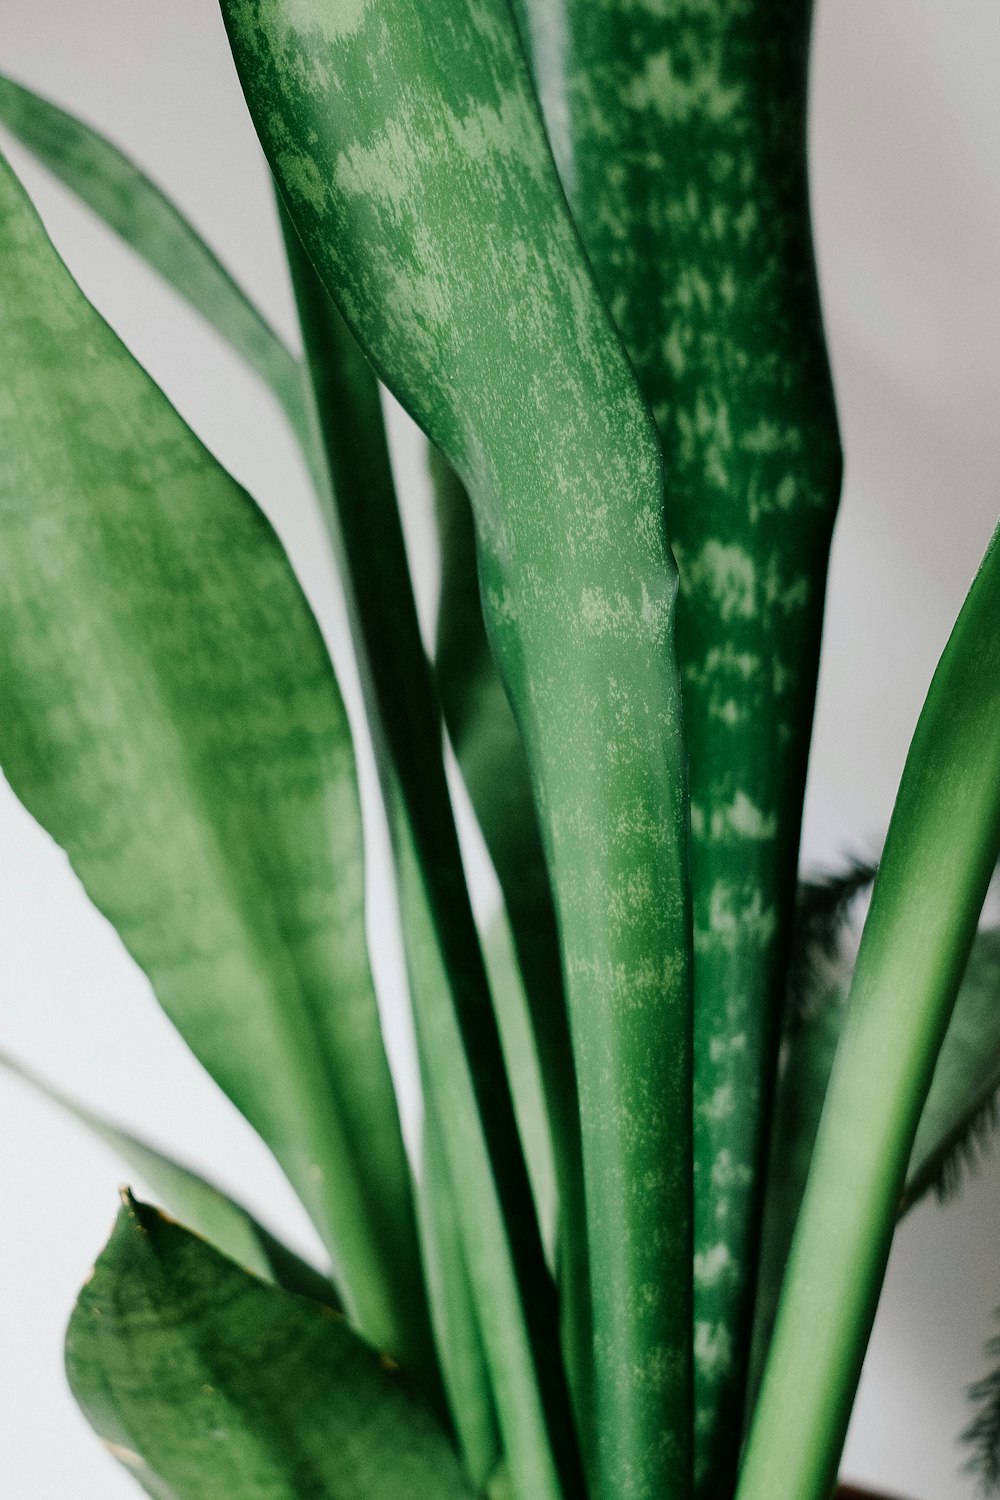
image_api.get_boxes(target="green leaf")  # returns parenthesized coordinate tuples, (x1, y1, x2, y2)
(750, 878, 1000, 1401)
(0, 71, 313, 457)
(66, 1194, 473, 1500)
(738, 524, 1000, 1500)
(277, 214, 519, 1490)
(0, 149, 433, 1378)
(221, 7, 693, 1499)
(0, 1048, 337, 1305)
(509, 4, 842, 1488)
(429, 450, 591, 1428)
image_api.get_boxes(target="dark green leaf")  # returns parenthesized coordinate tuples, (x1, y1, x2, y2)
(221, 6, 693, 1497)
(509, 5, 842, 1486)
(66, 1194, 472, 1500)
(0, 149, 431, 1376)
(0, 71, 311, 454)
(739, 525, 1000, 1500)
(0, 1048, 337, 1305)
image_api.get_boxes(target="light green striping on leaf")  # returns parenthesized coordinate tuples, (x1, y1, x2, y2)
(0, 148, 432, 1380)
(66, 1195, 473, 1500)
(219, 4, 693, 1498)
(510, 2, 841, 1488)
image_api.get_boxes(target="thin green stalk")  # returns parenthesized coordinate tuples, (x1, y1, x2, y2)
(737, 525, 1000, 1500)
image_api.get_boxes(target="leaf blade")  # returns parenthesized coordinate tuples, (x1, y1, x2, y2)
(0, 148, 430, 1375)
(0, 1048, 337, 1304)
(221, 7, 694, 1498)
(66, 1194, 472, 1500)
(738, 524, 1000, 1500)
(0, 71, 312, 453)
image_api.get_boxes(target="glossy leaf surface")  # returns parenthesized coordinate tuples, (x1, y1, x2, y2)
(220, 5, 693, 1497)
(0, 1049, 337, 1304)
(0, 71, 310, 450)
(0, 150, 429, 1373)
(738, 525, 1000, 1500)
(66, 1195, 472, 1500)
(510, 2, 842, 1484)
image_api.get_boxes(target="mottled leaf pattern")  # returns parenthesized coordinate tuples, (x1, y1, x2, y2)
(739, 526, 1000, 1500)
(510, 3, 841, 1485)
(219, 4, 693, 1497)
(66, 1195, 473, 1500)
(0, 148, 431, 1375)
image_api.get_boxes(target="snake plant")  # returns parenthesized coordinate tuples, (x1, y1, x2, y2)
(0, 5, 998, 1500)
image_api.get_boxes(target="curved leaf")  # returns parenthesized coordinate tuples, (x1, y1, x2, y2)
(0, 149, 432, 1377)
(509, 3, 842, 1486)
(221, 6, 693, 1498)
(0, 1048, 336, 1305)
(738, 524, 1000, 1500)
(0, 72, 312, 455)
(66, 1194, 472, 1500)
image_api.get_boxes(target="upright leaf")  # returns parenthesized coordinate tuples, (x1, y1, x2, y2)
(66, 1194, 472, 1500)
(751, 889, 1000, 1400)
(0, 1049, 337, 1305)
(0, 72, 311, 453)
(429, 449, 591, 1426)
(509, 3, 842, 1486)
(278, 218, 506, 1488)
(0, 150, 432, 1377)
(738, 525, 1000, 1500)
(220, 5, 694, 1499)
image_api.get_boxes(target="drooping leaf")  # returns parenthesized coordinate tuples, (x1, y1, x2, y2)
(66, 1194, 473, 1500)
(508, 4, 842, 1487)
(0, 71, 312, 455)
(0, 1048, 337, 1305)
(738, 524, 1000, 1500)
(221, 7, 693, 1499)
(0, 149, 433, 1378)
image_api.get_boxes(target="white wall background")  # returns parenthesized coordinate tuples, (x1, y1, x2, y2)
(1, 1, 998, 1496)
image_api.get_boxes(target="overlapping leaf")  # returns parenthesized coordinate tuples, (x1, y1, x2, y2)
(0, 72, 311, 453)
(66, 1195, 472, 1500)
(509, 4, 842, 1485)
(220, 5, 693, 1497)
(0, 1049, 336, 1304)
(0, 149, 431, 1376)
(739, 525, 1000, 1500)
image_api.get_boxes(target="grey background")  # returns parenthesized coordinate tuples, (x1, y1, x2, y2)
(1, 0, 999, 1495)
